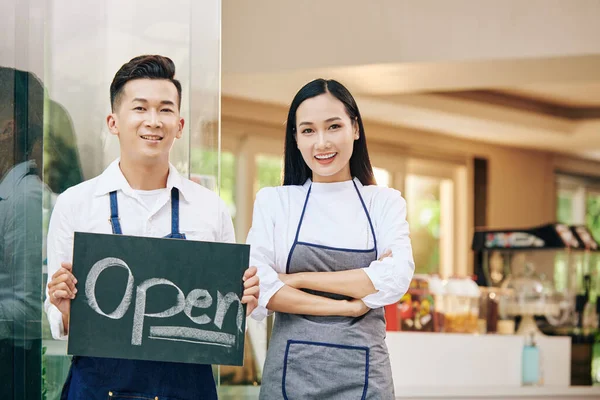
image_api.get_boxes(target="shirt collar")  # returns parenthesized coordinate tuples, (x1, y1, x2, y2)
(0, 160, 36, 200)
(94, 158, 191, 202)
(302, 177, 363, 189)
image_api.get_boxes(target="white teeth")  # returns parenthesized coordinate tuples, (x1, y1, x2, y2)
(315, 153, 336, 160)
(141, 135, 162, 140)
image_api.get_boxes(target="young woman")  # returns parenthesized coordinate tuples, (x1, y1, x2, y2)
(247, 79, 415, 399)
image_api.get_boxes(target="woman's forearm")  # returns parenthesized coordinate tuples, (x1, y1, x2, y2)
(284, 269, 377, 299)
(267, 285, 366, 317)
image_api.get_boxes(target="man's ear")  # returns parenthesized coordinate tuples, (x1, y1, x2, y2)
(175, 117, 185, 139)
(107, 113, 119, 137)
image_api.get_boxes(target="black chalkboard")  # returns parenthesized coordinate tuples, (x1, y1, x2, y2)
(68, 232, 249, 366)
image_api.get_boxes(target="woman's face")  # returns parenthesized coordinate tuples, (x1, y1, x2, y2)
(295, 93, 358, 183)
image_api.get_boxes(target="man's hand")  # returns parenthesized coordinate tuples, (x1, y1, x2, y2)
(242, 266, 259, 316)
(47, 262, 77, 332)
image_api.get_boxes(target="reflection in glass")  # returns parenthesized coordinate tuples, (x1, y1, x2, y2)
(0, 67, 44, 400)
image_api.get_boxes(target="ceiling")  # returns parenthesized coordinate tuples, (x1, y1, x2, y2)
(221, 56, 600, 160)
(221, 0, 600, 161)
(498, 83, 600, 108)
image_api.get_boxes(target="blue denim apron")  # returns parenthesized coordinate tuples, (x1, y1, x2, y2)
(60, 188, 217, 400)
(259, 181, 395, 400)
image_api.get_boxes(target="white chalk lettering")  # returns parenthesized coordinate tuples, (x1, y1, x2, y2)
(85, 257, 134, 319)
(184, 289, 212, 325)
(214, 291, 244, 333)
(132, 278, 186, 345)
(83, 257, 244, 347)
(149, 326, 235, 347)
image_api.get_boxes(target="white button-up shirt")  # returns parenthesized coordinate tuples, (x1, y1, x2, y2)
(44, 159, 235, 340)
(247, 178, 415, 321)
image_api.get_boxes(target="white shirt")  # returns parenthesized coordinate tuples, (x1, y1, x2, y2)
(246, 178, 415, 321)
(44, 159, 235, 340)
(134, 188, 168, 211)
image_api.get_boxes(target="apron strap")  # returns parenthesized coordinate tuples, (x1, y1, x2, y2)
(294, 181, 378, 252)
(171, 187, 181, 236)
(285, 184, 312, 273)
(109, 188, 186, 239)
(286, 180, 378, 273)
(109, 191, 123, 235)
(292, 184, 312, 244)
(352, 180, 377, 258)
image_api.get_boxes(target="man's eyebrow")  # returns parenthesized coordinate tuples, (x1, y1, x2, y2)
(131, 98, 175, 106)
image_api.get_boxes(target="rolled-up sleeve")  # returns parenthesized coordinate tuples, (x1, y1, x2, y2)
(246, 188, 285, 321)
(44, 192, 74, 340)
(361, 189, 415, 308)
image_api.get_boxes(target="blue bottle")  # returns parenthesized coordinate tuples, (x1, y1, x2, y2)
(522, 333, 541, 386)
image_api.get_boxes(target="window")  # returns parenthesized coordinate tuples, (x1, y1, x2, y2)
(555, 174, 600, 297)
(405, 175, 443, 275)
(556, 174, 600, 240)
(255, 154, 283, 191)
(373, 167, 390, 187)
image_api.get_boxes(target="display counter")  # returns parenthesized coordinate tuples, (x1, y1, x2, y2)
(387, 331, 600, 399)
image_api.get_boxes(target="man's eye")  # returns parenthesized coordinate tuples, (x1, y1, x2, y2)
(133, 107, 145, 111)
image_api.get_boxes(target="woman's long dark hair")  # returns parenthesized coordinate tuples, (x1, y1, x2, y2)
(282, 78, 376, 186)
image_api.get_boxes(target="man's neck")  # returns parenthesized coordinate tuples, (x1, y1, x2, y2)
(119, 157, 169, 190)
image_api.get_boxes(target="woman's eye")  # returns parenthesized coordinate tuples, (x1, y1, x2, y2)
(301, 128, 313, 134)
(329, 124, 341, 130)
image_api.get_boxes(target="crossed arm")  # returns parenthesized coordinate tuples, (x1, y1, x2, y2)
(248, 188, 414, 320)
(264, 250, 391, 318)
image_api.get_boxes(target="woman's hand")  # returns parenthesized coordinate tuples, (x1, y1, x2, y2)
(345, 299, 370, 318)
(278, 272, 303, 289)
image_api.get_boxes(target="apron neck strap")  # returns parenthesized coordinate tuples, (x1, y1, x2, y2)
(293, 181, 378, 255)
(170, 187, 180, 236)
(109, 191, 122, 234)
(352, 180, 377, 255)
(108, 188, 182, 237)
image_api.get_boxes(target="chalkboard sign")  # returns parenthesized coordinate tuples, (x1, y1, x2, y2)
(68, 232, 249, 366)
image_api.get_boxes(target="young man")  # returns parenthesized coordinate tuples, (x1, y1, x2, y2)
(44, 55, 259, 399)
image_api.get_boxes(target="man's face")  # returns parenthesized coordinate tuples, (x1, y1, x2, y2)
(107, 79, 184, 166)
